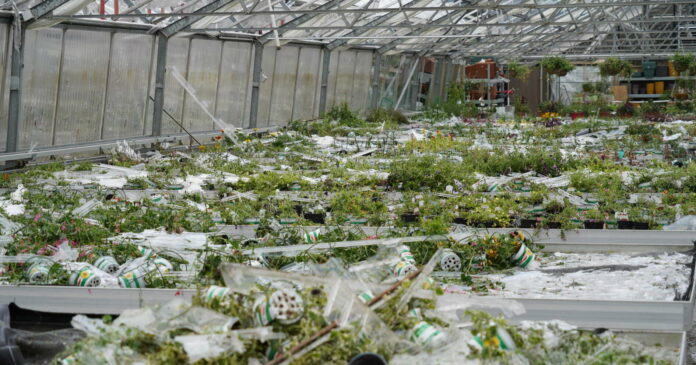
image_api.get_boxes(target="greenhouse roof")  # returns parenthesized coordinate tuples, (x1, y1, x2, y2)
(15, 0, 696, 58)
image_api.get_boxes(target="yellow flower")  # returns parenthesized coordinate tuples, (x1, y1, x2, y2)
(80, 271, 90, 279)
(198, 145, 206, 151)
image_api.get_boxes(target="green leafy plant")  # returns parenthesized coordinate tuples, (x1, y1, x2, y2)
(540, 56, 575, 76)
(671, 53, 695, 73)
(507, 61, 531, 80)
(598, 57, 633, 78)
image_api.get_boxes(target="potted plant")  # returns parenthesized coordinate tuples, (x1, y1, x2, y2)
(583, 209, 605, 229)
(598, 57, 633, 84)
(540, 56, 575, 77)
(508, 61, 531, 80)
(670, 53, 695, 74)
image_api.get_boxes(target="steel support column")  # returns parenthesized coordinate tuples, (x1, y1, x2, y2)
(370, 52, 381, 110)
(6, 22, 25, 153)
(318, 47, 331, 114)
(248, 41, 264, 128)
(151, 35, 168, 137)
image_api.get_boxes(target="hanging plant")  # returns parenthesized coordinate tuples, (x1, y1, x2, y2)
(670, 53, 695, 73)
(540, 56, 575, 76)
(507, 61, 530, 81)
(598, 57, 633, 78)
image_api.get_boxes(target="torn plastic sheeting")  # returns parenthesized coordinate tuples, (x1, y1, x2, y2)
(220, 263, 407, 353)
(663, 215, 696, 231)
(435, 295, 526, 322)
(54, 164, 148, 189)
(168, 66, 239, 146)
(528, 175, 570, 188)
(174, 333, 246, 363)
(240, 232, 480, 257)
(72, 199, 102, 217)
(114, 298, 238, 338)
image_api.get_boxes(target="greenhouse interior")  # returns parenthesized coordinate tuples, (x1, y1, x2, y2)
(0, 0, 696, 364)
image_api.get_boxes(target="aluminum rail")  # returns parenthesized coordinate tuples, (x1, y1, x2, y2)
(216, 227, 696, 254)
(0, 286, 196, 314)
(0, 126, 281, 164)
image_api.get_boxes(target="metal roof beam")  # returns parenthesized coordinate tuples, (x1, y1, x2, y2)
(258, 0, 345, 44)
(29, 0, 73, 20)
(159, 0, 238, 38)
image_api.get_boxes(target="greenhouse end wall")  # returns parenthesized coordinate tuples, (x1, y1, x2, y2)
(0, 18, 456, 152)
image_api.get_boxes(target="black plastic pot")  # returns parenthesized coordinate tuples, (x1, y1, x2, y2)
(453, 217, 468, 225)
(633, 221, 650, 230)
(543, 221, 562, 229)
(349, 352, 387, 365)
(401, 214, 419, 223)
(617, 221, 633, 229)
(584, 221, 604, 229)
(303, 213, 325, 224)
(519, 219, 538, 228)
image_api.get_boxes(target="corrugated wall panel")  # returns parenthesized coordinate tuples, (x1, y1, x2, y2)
(292, 46, 321, 121)
(333, 50, 356, 107)
(257, 45, 277, 127)
(182, 38, 221, 132)
(215, 40, 252, 129)
(350, 50, 372, 113)
(269, 46, 299, 125)
(102, 33, 153, 139)
(53, 30, 110, 145)
(325, 51, 339, 110)
(19, 28, 62, 149)
(162, 37, 190, 134)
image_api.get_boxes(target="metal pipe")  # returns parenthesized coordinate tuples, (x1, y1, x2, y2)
(318, 47, 331, 114)
(151, 35, 168, 137)
(248, 41, 264, 128)
(6, 20, 24, 153)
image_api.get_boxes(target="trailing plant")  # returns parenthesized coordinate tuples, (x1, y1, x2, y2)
(671, 53, 695, 73)
(598, 57, 633, 79)
(540, 56, 575, 76)
(507, 60, 531, 80)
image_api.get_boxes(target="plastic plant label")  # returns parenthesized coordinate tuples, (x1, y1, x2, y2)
(304, 229, 320, 243)
(357, 291, 375, 304)
(410, 321, 446, 347)
(138, 246, 155, 259)
(397, 245, 416, 264)
(510, 244, 535, 268)
(94, 256, 120, 275)
(69, 268, 101, 287)
(205, 286, 231, 302)
(393, 260, 417, 278)
(119, 270, 145, 288)
(153, 257, 174, 272)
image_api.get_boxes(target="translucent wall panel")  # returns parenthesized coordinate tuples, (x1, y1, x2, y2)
(182, 38, 222, 132)
(20, 28, 62, 149)
(351, 51, 372, 113)
(269, 46, 299, 125)
(162, 37, 190, 134)
(102, 33, 154, 139)
(292, 46, 321, 121)
(215, 41, 252, 129)
(325, 51, 339, 110)
(333, 50, 357, 107)
(53, 30, 110, 145)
